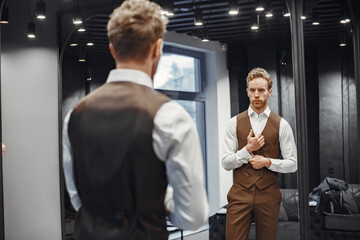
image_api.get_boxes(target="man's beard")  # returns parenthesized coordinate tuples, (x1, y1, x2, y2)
(251, 99, 265, 108)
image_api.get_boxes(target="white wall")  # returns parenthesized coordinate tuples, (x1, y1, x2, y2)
(165, 32, 232, 214)
(0, 1, 62, 239)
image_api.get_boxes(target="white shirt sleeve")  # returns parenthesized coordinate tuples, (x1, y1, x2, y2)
(62, 110, 82, 211)
(268, 118, 298, 173)
(221, 117, 252, 171)
(153, 101, 209, 231)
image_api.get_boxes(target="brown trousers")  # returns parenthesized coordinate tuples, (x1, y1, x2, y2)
(226, 184, 282, 240)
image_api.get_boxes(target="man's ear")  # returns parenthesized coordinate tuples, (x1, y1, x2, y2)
(268, 88, 272, 96)
(152, 38, 163, 59)
(109, 43, 117, 60)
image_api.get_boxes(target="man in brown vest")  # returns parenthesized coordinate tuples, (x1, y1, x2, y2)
(222, 68, 297, 240)
(62, 0, 209, 239)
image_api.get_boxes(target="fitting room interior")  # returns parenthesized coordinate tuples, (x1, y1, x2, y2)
(0, 0, 360, 239)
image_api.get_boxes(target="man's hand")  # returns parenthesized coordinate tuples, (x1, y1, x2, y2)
(1, 143, 5, 156)
(248, 155, 271, 169)
(245, 129, 265, 153)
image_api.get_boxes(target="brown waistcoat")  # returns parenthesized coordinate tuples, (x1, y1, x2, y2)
(234, 110, 281, 190)
(68, 81, 170, 240)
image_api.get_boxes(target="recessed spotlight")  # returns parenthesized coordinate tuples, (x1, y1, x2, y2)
(284, 13, 290, 17)
(87, 42, 94, 46)
(301, 16, 307, 20)
(255, 7, 264, 12)
(312, 22, 320, 25)
(70, 43, 78, 47)
(266, 12, 273, 18)
(339, 43, 347, 47)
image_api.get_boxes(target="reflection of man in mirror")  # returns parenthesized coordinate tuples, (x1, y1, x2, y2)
(1, 143, 5, 156)
(222, 68, 297, 240)
(62, 0, 208, 239)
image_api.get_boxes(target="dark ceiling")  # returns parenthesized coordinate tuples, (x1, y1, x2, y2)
(64, 0, 353, 54)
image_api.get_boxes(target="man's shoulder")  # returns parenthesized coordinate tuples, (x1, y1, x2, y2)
(235, 110, 249, 120)
(269, 111, 282, 122)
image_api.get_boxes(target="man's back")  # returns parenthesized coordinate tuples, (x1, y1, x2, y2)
(68, 82, 170, 240)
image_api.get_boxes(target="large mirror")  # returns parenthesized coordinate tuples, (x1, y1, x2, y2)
(59, 0, 300, 239)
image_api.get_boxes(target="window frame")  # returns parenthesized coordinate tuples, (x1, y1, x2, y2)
(155, 45, 208, 190)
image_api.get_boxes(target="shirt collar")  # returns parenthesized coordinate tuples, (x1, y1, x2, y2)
(106, 69, 154, 89)
(248, 105, 271, 117)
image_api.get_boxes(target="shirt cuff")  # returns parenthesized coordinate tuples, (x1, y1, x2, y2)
(236, 146, 252, 163)
(267, 158, 276, 171)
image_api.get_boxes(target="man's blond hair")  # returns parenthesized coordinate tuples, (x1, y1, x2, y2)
(246, 68, 273, 89)
(107, 0, 168, 61)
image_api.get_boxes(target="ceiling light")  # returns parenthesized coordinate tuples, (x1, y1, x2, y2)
(163, 0, 174, 16)
(283, 0, 290, 17)
(251, 14, 259, 30)
(70, 43, 78, 47)
(27, 22, 36, 38)
(264, 0, 272, 18)
(265, 12, 273, 18)
(72, 5, 83, 25)
(194, 9, 203, 26)
(301, 16, 306, 20)
(339, 34, 347, 47)
(0, 6, 9, 24)
(202, 28, 209, 42)
(36, 0, 46, 20)
(79, 50, 86, 62)
(312, 11, 320, 25)
(77, 24, 86, 32)
(228, 0, 239, 15)
(255, 0, 265, 12)
(340, 7, 350, 24)
(86, 42, 94, 46)
(229, 9, 239, 15)
(280, 49, 289, 66)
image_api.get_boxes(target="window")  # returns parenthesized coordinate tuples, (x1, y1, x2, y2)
(154, 45, 207, 189)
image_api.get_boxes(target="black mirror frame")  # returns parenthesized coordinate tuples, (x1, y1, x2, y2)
(286, 0, 310, 239)
(0, 2, 5, 240)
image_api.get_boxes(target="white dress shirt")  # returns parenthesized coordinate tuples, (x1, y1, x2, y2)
(222, 106, 297, 173)
(63, 69, 209, 231)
